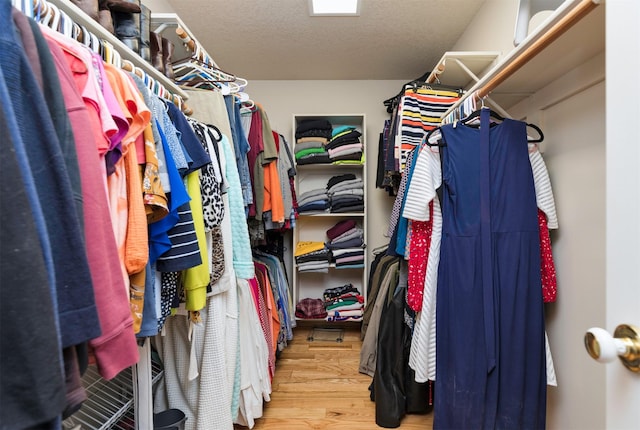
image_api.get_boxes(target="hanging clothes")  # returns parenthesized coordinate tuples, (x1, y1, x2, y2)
(371, 270, 432, 428)
(3, 5, 292, 429)
(434, 110, 547, 429)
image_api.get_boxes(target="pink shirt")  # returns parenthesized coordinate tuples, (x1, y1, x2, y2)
(39, 25, 117, 158)
(43, 29, 139, 380)
(93, 53, 129, 173)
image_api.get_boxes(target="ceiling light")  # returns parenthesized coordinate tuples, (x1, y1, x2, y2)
(309, 0, 361, 16)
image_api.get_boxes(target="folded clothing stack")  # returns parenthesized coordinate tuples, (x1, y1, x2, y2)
(294, 241, 330, 272)
(326, 174, 364, 213)
(295, 119, 333, 165)
(325, 219, 365, 268)
(323, 283, 364, 322)
(326, 126, 363, 164)
(297, 188, 330, 214)
(332, 247, 365, 269)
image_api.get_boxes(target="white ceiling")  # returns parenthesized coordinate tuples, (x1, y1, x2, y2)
(166, 0, 487, 81)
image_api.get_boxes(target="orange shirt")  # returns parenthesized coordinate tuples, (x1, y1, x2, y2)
(262, 161, 285, 223)
(103, 65, 151, 284)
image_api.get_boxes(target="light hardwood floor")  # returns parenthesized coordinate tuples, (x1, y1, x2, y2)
(237, 323, 434, 429)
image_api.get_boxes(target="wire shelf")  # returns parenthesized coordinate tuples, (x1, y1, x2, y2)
(62, 359, 163, 430)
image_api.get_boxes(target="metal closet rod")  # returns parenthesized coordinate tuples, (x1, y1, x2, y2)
(442, 0, 602, 118)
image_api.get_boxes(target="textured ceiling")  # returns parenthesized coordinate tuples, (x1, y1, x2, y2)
(166, 0, 487, 81)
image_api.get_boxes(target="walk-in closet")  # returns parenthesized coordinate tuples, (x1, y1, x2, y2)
(2, 0, 638, 429)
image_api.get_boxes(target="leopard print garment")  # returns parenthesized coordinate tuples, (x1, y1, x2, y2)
(189, 120, 224, 230)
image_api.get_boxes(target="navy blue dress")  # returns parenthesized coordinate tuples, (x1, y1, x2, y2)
(434, 109, 547, 429)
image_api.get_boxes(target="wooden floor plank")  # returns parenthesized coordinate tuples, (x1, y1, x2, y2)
(235, 325, 434, 429)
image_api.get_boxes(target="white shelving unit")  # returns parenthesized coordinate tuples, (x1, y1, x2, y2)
(292, 114, 368, 319)
(425, 51, 501, 89)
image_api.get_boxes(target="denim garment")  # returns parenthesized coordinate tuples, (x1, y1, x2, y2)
(152, 95, 189, 173)
(225, 95, 253, 207)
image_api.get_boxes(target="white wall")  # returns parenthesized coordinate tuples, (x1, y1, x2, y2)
(452, 0, 519, 55)
(247, 80, 405, 256)
(451, 0, 556, 69)
(143, 0, 176, 13)
(513, 69, 607, 430)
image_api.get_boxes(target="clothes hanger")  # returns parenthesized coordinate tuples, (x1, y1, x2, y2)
(240, 99, 255, 110)
(371, 243, 390, 255)
(59, 9, 74, 38)
(31, 0, 44, 20)
(173, 57, 237, 83)
(234, 91, 250, 103)
(17, 0, 34, 17)
(406, 81, 463, 94)
(174, 67, 230, 86)
(102, 41, 122, 68)
(234, 76, 248, 91)
(49, 2, 61, 31)
(206, 123, 223, 142)
(460, 106, 505, 126)
(462, 107, 544, 142)
(425, 107, 545, 146)
(89, 31, 101, 54)
(102, 40, 113, 65)
(526, 123, 544, 143)
(71, 21, 82, 41)
(78, 24, 90, 46)
(383, 76, 463, 112)
(40, 1, 54, 27)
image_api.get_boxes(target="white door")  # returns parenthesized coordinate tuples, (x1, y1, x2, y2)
(604, 1, 640, 428)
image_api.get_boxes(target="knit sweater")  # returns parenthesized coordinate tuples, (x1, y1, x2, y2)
(220, 135, 255, 279)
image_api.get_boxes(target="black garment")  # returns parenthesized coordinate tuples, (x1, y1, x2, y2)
(295, 118, 332, 137)
(371, 285, 432, 428)
(323, 284, 358, 301)
(331, 203, 365, 213)
(325, 130, 362, 150)
(4, 7, 98, 350)
(331, 195, 364, 206)
(326, 137, 362, 150)
(376, 132, 386, 188)
(61, 346, 87, 419)
(296, 128, 333, 140)
(331, 197, 364, 211)
(362, 254, 398, 339)
(23, 14, 84, 227)
(295, 249, 331, 264)
(329, 152, 362, 162)
(296, 152, 332, 165)
(327, 173, 356, 189)
(326, 237, 364, 250)
(0, 62, 65, 428)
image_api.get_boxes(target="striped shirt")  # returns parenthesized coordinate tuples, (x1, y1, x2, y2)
(396, 87, 460, 171)
(155, 204, 202, 272)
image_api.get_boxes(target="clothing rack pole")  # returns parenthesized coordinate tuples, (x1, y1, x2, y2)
(476, 0, 600, 99)
(441, 0, 601, 118)
(47, 0, 188, 100)
(426, 63, 445, 83)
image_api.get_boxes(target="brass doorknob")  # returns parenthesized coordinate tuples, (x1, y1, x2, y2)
(584, 324, 640, 372)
